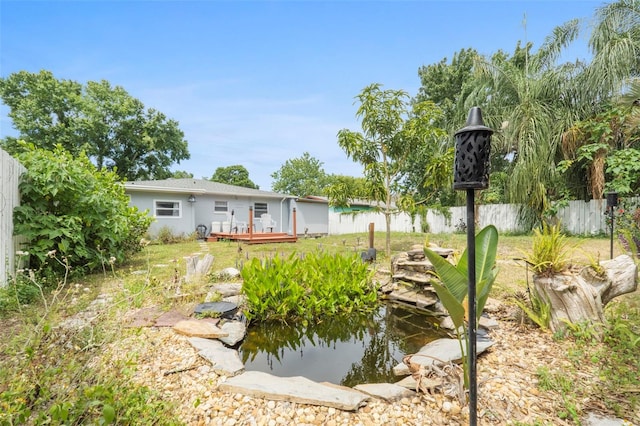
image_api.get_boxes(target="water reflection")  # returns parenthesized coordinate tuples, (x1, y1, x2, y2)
(238, 301, 445, 387)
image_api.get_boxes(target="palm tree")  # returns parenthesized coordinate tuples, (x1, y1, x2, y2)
(587, 0, 640, 99)
(559, 0, 640, 199)
(466, 20, 582, 223)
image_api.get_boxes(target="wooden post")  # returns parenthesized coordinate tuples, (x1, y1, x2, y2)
(249, 206, 253, 241)
(368, 223, 374, 248)
(293, 208, 297, 237)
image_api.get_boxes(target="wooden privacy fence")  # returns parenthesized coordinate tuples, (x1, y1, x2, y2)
(1, 149, 26, 287)
(328, 199, 617, 236)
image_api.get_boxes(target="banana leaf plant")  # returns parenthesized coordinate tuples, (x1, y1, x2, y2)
(424, 224, 499, 388)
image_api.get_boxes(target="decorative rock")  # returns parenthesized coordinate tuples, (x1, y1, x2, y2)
(189, 337, 245, 376)
(406, 337, 494, 369)
(174, 320, 229, 338)
(353, 383, 415, 401)
(222, 295, 246, 307)
(479, 315, 499, 330)
(386, 285, 438, 308)
(220, 267, 241, 279)
(218, 320, 247, 346)
(209, 283, 243, 297)
(394, 375, 440, 391)
(392, 362, 411, 376)
(425, 245, 455, 258)
(219, 371, 369, 411)
(582, 412, 635, 426)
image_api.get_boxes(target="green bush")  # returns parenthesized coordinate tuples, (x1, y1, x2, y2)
(13, 143, 153, 278)
(241, 250, 377, 322)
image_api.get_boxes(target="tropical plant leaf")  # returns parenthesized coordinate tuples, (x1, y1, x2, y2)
(424, 248, 467, 302)
(431, 281, 465, 330)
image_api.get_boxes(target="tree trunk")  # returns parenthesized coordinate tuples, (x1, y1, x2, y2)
(533, 254, 637, 333)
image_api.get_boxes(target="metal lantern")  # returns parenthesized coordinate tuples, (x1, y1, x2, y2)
(606, 192, 619, 209)
(454, 107, 493, 190)
(453, 106, 493, 426)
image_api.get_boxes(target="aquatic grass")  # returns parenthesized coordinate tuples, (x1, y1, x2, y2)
(241, 250, 377, 322)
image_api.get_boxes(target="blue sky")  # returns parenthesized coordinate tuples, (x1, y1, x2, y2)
(1, 0, 603, 190)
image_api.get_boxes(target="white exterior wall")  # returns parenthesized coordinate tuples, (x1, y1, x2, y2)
(294, 202, 329, 235)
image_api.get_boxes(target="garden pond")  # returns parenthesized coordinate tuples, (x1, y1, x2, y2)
(238, 300, 446, 387)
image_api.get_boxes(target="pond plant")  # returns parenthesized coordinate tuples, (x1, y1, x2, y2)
(240, 249, 377, 323)
(423, 225, 499, 390)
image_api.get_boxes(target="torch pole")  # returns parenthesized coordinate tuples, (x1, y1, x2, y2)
(466, 188, 477, 426)
(610, 207, 615, 260)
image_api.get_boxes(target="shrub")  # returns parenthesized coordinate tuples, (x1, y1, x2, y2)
(613, 198, 640, 255)
(13, 143, 153, 278)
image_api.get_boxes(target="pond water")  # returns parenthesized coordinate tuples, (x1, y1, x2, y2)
(238, 301, 446, 387)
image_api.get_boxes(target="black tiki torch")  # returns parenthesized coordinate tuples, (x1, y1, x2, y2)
(453, 107, 493, 426)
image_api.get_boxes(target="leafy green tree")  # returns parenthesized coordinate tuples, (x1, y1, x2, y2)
(0, 70, 190, 181)
(337, 83, 445, 256)
(415, 48, 511, 207)
(170, 170, 194, 179)
(13, 142, 153, 278)
(210, 165, 259, 189)
(271, 152, 328, 196)
(415, 48, 478, 131)
(324, 175, 371, 206)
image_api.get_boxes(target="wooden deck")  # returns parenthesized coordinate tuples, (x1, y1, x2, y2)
(206, 231, 297, 244)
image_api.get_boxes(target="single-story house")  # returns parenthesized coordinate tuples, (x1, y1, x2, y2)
(123, 179, 331, 239)
(124, 178, 297, 238)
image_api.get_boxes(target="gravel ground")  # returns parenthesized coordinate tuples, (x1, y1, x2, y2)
(98, 309, 625, 426)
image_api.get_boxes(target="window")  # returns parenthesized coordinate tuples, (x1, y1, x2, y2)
(254, 202, 268, 218)
(155, 200, 181, 217)
(214, 201, 228, 212)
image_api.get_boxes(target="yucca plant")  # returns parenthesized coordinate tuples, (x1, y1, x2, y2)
(424, 225, 499, 389)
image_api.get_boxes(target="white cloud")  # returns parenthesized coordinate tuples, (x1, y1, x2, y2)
(136, 81, 363, 189)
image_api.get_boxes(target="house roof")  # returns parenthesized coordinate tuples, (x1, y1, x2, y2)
(124, 178, 295, 199)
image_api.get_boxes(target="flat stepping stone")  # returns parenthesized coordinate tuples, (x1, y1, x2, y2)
(189, 337, 244, 376)
(386, 286, 438, 308)
(394, 375, 441, 392)
(154, 310, 190, 327)
(392, 271, 433, 285)
(353, 383, 415, 401)
(405, 337, 494, 369)
(124, 306, 163, 328)
(174, 319, 229, 338)
(219, 371, 369, 411)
